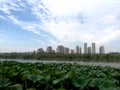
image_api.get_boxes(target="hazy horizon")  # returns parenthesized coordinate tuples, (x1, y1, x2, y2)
(0, 0, 120, 53)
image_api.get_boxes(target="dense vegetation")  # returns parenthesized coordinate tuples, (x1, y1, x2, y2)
(0, 61, 120, 90)
(0, 52, 120, 62)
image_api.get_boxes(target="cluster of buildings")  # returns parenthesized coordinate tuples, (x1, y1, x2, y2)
(35, 43, 105, 54)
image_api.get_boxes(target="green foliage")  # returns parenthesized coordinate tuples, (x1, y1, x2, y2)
(27, 88, 36, 90)
(72, 76, 89, 89)
(0, 61, 120, 90)
(6, 84, 23, 90)
(27, 74, 44, 83)
(0, 53, 120, 62)
(0, 78, 11, 87)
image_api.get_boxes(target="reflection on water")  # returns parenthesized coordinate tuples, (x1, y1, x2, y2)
(0, 59, 120, 68)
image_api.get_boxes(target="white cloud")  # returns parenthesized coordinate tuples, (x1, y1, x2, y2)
(0, 46, 35, 52)
(31, 37, 45, 45)
(101, 15, 116, 24)
(0, 0, 24, 14)
(0, 15, 6, 20)
(25, 0, 120, 46)
(7, 15, 47, 37)
(41, 0, 109, 17)
(8, 15, 21, 25)
(42, 19, 120, 44)
(95, 28, 120, 44)
(1, 0, 120, 48)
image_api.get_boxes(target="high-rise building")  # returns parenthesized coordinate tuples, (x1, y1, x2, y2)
(92, 43, 96, 54)
(70, 49, 74, 54)
(75, 46, 80, 54)
(88, 47, 91, 54)
(64, 47, 69, 54)
(84, 43, 87, 54)
(56, 45, 64, 54)
(37, 48, 44, 54)
(79, 47, 82, 54)
(46, 46, 53, 53)
(99, 46, 105, 54)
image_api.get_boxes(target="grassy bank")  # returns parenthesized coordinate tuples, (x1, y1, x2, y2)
(0, 53, 120, 62)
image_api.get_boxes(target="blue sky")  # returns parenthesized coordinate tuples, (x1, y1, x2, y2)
(0, 0, 120, 53)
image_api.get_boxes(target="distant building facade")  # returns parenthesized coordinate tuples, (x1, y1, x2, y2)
(56, 45, 64, 54)
(52, 50, 55, 53)
(64, 47, 69, 54)
(35, 43, 106, 55)
(99, 46, 105, 54)
(88, 47, 91, 54)
(37, 48, 44, 54)
(46, 46, 53, 53)
(92, 43, 96, 54)
(75, 46, 80, 54)
(84, 43, 87, 54)
(70, 49, 74, 54)
(79, 47, 82, 54)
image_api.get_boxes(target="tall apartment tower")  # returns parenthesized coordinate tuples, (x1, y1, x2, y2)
(79, 47, 82, 54)
(75, 46, 80, 54)
(56, 45, 64, 54)
(84, 43, 88, 54)
(64, 47, 69, 54)
(99, 46, 105, 54)
(88, 47, 91, 54)
(46, 46, 52, 53)
(92, 43, 96, 54)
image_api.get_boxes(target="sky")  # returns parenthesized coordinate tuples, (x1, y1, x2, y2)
(0, 0, 120, 53)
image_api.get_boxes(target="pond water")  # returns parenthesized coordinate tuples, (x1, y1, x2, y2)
(0, 59, 120, 68)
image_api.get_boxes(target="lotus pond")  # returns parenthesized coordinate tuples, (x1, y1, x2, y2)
(0, 61, 120, 90)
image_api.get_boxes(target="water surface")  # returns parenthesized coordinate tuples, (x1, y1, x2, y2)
(0, 59, 120, 68)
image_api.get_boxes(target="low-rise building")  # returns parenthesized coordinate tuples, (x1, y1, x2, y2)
(37, 48, 44, 54)
(64, 47, 69, 54)
(46, 46, 53, 53)
(70, 49, 74, 54)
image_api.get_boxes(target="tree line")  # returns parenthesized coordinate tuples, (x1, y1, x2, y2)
(0, 52, 120, 62)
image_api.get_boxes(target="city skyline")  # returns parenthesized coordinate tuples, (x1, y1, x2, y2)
(0, 0, 120, 53)
(36, 42, 105, 54)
